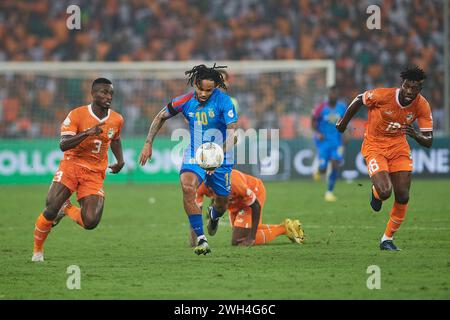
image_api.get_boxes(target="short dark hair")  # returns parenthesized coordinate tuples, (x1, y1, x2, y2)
(400, 66, 426, 82)
(92, 78, 112, 89)
(185, 63, 227, 90)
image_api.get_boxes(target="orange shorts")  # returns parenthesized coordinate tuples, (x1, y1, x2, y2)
(362, 140, 412, 177)
(53, 160, 105, 200)
(229, 183, 266, 229)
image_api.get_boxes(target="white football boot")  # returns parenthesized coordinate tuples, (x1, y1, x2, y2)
(31, 252, 44, 262)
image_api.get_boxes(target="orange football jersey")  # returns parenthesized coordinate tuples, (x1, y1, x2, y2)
(362, 88, 433, 146)
(60, 104, 124, 172)
(196, 170, 263, 212)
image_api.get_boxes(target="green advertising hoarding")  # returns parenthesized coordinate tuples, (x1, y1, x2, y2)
(0, 138, 181, 184)
(235, 137, 450, 180)
(0, 137, 449, 185)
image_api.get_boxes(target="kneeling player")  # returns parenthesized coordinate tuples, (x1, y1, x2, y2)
(32, 78, 125, 262)
(194, 169, 305, 246)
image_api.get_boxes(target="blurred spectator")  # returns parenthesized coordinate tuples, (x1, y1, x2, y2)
(0, 0, 446, 137)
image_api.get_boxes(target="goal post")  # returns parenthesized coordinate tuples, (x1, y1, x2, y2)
(0, 60, 335, 182)
(0, 60, 335, 139)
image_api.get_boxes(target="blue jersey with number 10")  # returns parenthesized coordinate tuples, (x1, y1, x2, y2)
(166, 88, 238, 164)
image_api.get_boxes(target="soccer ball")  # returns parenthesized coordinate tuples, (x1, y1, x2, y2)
(195, 142, 224, 171)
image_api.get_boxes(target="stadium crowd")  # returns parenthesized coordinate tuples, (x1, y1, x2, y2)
(0, 0, 446, 138)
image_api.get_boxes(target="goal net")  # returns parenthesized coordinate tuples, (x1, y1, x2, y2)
(0, 60, 335, 140)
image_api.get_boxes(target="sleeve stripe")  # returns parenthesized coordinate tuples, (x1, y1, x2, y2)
(361, 92, 368, 105)
(312, 102, 326, 118)
(61, 131, 76, 136)
(172, 92, 194, 108)
(420, 128, 433, 131)
(166, 102, 179, 116)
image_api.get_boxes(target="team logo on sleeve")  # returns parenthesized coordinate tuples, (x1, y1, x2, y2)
(107, 128, 115, 139)
(63, 117, 71, 126)
(228, 110, 234, 118)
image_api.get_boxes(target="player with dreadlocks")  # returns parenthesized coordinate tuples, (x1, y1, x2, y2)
(139, 64, 238, 255)
(336, 65, 433, 251)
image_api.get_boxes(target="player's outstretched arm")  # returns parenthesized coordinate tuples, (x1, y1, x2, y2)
(223, 122, 238, 154)
(139, 107, 174, 166)
(109, 138, 125, 173)
(239, 199, 261, 247)
(336, 94, 364, 133)
(311, 116, 324, 140)
(402, 126, 433, 148)
(60, 122, 106, 152)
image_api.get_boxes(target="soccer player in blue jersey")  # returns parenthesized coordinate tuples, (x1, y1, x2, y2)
(139, 64, 238, 255)
(311, 86, 347, 201)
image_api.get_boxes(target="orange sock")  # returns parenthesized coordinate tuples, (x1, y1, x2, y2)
(372, 185, 381, 200)
(64, 204, 85, 228)
(254, 224, 286, 245)
(34, 213, 53, 253)
(384, 202, 408, 238)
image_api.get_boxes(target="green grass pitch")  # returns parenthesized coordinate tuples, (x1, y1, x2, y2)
(1, 179, 449, 299)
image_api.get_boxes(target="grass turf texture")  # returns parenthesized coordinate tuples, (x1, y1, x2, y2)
(1, 179, 449, 299)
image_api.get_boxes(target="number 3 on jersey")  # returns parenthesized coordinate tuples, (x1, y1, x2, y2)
(92, 139, 102, 153)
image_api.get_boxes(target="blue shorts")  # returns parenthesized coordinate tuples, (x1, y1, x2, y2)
(317, 143, 344, 171)
(180, 163, 232, 196)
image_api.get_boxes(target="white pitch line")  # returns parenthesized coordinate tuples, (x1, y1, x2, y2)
(305, 225, 450, 231)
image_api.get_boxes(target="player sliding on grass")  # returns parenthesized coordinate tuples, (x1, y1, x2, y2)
(336, 66, 433, 251)
(32, 78, 125, 262)
(193, 169, 304, 246)
(139, 64, 238, 255)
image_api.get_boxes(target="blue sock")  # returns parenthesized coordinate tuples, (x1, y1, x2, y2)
(188, 214, 204, 237)
(328, 168, 338, 192)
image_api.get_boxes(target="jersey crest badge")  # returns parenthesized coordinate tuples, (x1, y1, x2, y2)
(107, 128, 114, 139)
(208, 109, 215, 118)
(406, 113, 413, 122)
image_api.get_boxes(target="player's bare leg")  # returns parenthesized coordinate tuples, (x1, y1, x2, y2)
(379, 171, 411, 251)
(325, 160, 339, 202)
(79, 195, 105, 229)
(60, 195, 104, 229)
(231, 220, 304, 246)
(207, 195, 228, 236)
(180, 172, 210, 255)
(370, 170, 393, 212)
(32, 182, 72, 261)
(390, 171, 411, 205)
(312, 156, 321, 181)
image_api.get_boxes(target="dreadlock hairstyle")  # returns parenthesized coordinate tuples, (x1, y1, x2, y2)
(400, 65, 427, 83)
(185, 63, 228, 90)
